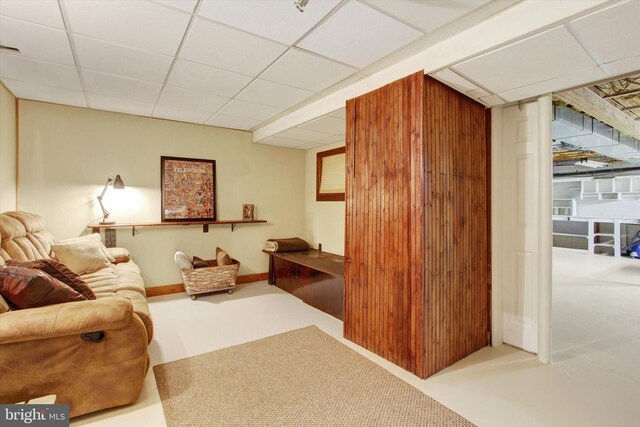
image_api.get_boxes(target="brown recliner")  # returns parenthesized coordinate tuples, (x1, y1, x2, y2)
(0, 211, 152, 417)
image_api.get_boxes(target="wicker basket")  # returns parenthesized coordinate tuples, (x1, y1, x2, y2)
(180, 259, 240, 299)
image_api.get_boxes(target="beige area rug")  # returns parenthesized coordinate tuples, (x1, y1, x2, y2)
(153, 326, 474, 427)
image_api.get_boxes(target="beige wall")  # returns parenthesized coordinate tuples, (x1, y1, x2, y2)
(18, 101, 306, 286)
(0, 84, 16, 212)
(304, 142, 345, 255)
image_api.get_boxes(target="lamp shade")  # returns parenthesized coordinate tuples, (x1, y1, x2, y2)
(113, 174, 125, 189)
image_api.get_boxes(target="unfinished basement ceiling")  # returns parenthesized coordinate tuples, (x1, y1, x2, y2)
(591, 76, 640, 122)
(553, 72, 640, 174)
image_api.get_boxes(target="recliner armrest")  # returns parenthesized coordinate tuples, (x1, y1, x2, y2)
(0, 297, 133, 344)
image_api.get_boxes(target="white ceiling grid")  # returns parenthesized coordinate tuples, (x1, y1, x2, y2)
(1, 0, 639, 150)
(0, 0, 492, 142)
(448, 0, 640, 104)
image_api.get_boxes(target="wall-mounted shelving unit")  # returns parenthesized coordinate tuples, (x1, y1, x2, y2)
(552, 199, 577, 216)
(579, 176, 640, 200)
(88, 219, 267, 236)
(553, 175, 640, 256)
(552, 217, 640, 257)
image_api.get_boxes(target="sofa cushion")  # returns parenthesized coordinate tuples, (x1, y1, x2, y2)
(0, 294, 10, 314)
(79, 261, 152, 342)
(6, 259, 96, 300)
(81, 262, 145, 296)
(0, 267, 86, 309)
(0, 215, 48, 262)
(1, 212, 55, 261)
(52, 234, 114, 275)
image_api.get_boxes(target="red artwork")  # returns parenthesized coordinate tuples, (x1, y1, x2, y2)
(161, 156, 217, 221)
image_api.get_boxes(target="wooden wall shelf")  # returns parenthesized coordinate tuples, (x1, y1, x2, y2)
(88, 219, 267, 235)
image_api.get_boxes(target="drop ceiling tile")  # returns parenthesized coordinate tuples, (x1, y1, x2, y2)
(454, 26, 599, 94)
(83, 70, 162, 103)
(217, 99, 284, 121)
(498, 66, 606, 103)
(180, 18, 288, 76)
(2, 78, 86, 107)
(329, 107, 346, 119)
(153, 0, 199, 14)
(159, 86, 229, 113)
(88, 93, 154, 116)
(64, 0, 191, 56)
(261, 49, 357, 92)
(236, 79, 313, 109)
(317, 134, 345, 144)
(432, 68, 481, 93)
(198, 0, 340, 45)
(467, 88, 491, 99)
(74, 35, 173, 83)
(153, 103, 213, 124)
(569, 1, 640, 64)
(168, 59, 253, 98)
(0, 0, 64, 29)
(605, 54, 640, 77)
(362, 0, 489, 33)
(297, 1, 423, 68)
(258, 136, 302, 148)
(0, 16, 75, 66)
(0, 53, 81, 90)
(300, 115, 344, 135)
(205, 113, 261, 131)
(478, 94, 504, 107)
(297, 142, 325, 150)
(278, 127, 333, 142)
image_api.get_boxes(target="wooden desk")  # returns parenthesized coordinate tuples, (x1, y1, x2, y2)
(266, 250, 344, 320)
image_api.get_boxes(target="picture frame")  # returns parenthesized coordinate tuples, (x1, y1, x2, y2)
(243, 204, 255, 220)
(316, 146, 346, 201)
(161, 156, 217, 222)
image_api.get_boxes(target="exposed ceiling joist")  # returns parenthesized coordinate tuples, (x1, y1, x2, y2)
(603, 88, 640, 99)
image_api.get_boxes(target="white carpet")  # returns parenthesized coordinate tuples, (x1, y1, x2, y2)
(72, 251, 640, 427)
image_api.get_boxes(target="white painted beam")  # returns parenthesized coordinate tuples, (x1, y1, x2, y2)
(538, 93, 553, 365)
(254, 0, 610, 142)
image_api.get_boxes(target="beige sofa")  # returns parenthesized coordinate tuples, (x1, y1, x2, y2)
(0, 211, 152, 417)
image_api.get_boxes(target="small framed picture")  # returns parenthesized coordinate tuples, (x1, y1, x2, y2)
(243, 204, 255, 220)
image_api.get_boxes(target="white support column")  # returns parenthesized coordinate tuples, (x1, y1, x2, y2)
(538, 93, 553, 364)
(491, 105, 504, 347)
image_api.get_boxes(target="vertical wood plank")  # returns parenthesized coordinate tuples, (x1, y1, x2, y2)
(423, 76, 490, 377)
(344, 73, 489, 379)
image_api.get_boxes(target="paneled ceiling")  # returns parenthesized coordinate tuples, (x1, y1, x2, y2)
(0, 0, 492, 140)
(2, 0, 640, 150)
(444, 0, 640, 105)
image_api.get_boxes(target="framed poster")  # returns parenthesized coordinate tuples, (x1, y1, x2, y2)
(161, 156, 217, 222)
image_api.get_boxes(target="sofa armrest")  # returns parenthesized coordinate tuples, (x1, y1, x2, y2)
(105, 247, 130, 264)
(0, 297, 133, 344)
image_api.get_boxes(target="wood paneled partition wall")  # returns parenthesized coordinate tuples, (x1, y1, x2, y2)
(344, 72, 490, 379)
